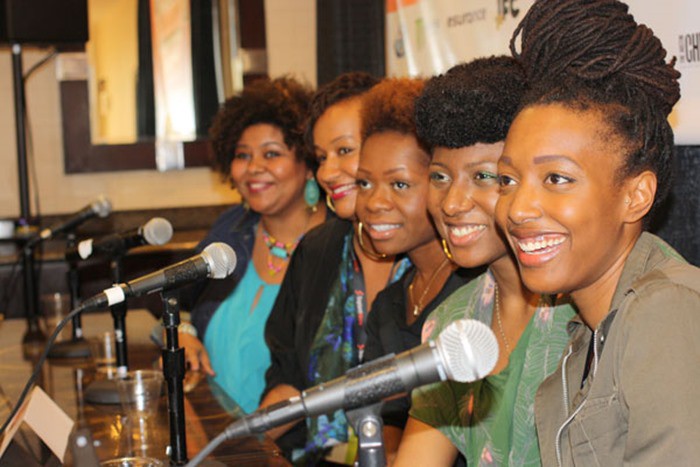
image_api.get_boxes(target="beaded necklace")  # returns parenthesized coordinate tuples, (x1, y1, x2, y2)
(260, 226, 302, 275)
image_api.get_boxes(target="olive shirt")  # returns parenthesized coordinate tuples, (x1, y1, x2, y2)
(535, 232, 700, 466)
(410, 271, 576, 466)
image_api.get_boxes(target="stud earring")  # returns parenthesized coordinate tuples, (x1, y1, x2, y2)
(304, 177, 320, 212)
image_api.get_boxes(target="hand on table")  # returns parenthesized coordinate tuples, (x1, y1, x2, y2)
(179, 332, 215, 376)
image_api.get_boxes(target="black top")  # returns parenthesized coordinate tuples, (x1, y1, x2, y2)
(263, 217, 353, 453)
(364, 267, 477, 428)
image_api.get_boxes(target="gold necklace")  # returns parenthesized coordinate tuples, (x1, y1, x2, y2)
(494, 284, 512, 355)
(408, 258, 451, 317)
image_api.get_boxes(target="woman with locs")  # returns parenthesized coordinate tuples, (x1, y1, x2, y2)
(496, 0, 700, 463)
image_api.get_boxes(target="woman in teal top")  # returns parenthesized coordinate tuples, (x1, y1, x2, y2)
(393, 57, 576, 466)
(180, 77, 327, 412)
(204, 261, 281, 413)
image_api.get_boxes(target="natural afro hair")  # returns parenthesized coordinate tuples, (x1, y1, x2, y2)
(209, 76, 313, 180)
(361, 77, 426, 143)
(510, 0, 681, 221)
(304, 72, 380, 151)
(415, 56, 527, 151)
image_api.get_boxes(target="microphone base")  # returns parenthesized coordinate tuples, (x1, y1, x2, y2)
(84, 378, 122, 405)
(48, 338, 92, 359)
(22, 322, 46, 345)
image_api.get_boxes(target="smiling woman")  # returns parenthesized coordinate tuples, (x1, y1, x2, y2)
(174, 76, 327, 415)
(496, 0, 700, 464)
(354, 77, 475, 463)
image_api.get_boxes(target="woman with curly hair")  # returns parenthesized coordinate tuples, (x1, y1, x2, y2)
(355, 77, 478, 463)
(394, 56, 576, 467)
(497, 0, 700, 463)
(178, 76, 326, 413)
(260, 72, 413, 464)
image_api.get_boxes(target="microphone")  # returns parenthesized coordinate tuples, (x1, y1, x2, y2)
(79, 242, 237, 311)
(26, 195, 112, 248)
(220, 318, 498, 441)
(39, 195, 112, 241)
(65, 217, 173, 261)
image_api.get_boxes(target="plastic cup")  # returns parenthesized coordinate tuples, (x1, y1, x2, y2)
(116, 370, 166, 460)
(89, 331, 118, 377)
(40, 293, 72, 341)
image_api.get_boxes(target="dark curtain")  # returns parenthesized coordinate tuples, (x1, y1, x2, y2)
(316, 0, 385, 86)
(136, 0, 155, 138)
(652, 145, 700, 266)
(190, 0, 219, 137)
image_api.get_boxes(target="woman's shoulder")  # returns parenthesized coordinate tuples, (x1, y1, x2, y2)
(420, 272, 491, 341)
(197, 204, 258, 251)
(297, 217, 352, 250)
(624, 232, 700, 308)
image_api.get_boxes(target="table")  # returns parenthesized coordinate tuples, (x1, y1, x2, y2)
(0, 310, 290, 466)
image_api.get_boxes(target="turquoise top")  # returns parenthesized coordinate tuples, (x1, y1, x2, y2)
(204, 262, 281, 413)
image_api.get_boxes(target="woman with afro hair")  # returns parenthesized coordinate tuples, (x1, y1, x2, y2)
(355, 77, 478, 463)
(260, 72, 412, 463)
(394, 56, 576, 466)
(179, 76, 327, 414)
(496, 0, 700, 464)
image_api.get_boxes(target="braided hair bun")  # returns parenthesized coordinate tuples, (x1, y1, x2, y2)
(511, 0, 679, 115)
(509, 0, 681, 220)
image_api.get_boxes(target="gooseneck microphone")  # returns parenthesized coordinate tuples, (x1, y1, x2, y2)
(186, 319, 498, 466)
(78, 242, 237, 312)
(65, 217, 173, 261)
(27, 195, 112, 248)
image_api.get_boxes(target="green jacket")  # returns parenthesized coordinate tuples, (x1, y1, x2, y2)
(535, 232, 700, 466)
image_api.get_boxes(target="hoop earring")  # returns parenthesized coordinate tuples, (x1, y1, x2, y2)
(356, 222, 387, 260)
(441, 238, 453, 260)
(325, 194, 336, 213)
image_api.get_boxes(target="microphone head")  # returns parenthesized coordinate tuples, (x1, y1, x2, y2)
(91, 195, 112, 218)
(436, 319, 499, 383)
(142, 217, 173, 246)
(201, 242, 237, 279)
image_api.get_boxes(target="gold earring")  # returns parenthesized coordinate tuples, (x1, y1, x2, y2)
(441, 238, 453, 260)
(356, 221, 387, 260)
(326, 194, 336, 213)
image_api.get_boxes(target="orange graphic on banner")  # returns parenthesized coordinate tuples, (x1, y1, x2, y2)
(387, 0, 420, 13)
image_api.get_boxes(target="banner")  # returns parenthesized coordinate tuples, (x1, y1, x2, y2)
(386, 0, 700, 144)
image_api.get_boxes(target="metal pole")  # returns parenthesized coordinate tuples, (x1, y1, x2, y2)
(12, 43, 43, 344)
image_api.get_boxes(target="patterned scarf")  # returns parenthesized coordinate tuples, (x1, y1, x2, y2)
(301, 232, 409, 462)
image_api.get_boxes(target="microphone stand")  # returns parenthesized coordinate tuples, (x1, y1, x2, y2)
(346, 402, 386, 467)
(161, 289, 188, 465)
(48, 234, 92, 358)
(84, 254, 130, 404)
(20, 243, 44, 345)
(11, 43, 44, 346)
(109, 254, 130, 377)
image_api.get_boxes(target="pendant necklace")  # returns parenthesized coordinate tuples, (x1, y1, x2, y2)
(408, 257, 451, 317)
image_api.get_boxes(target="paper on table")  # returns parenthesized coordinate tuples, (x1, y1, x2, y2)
(24, 386, 75, 462)
(0, 386, 74, 463)
(0, 387, 32, 458)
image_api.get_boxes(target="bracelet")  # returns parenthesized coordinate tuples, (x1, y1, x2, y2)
(178, 321, 198, 338)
